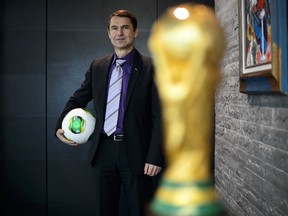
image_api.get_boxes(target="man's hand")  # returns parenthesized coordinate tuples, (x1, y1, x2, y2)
(144, 163, 162, 176)
(56, 129, 78, 146)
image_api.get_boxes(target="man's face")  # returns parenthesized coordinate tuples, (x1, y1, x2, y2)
(108, 16, 138, 51)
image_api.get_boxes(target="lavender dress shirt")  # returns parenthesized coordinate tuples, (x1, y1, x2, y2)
(105, 48, 136, 135)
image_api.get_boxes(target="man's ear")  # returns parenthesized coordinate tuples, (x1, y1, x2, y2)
(134, 28, 139, 38)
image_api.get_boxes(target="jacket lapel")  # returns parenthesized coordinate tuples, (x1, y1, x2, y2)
(94, 55, 113, 120)
(125, 51, 142, 111)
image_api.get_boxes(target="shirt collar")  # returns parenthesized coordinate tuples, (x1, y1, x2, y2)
(112, 48, 136, 66)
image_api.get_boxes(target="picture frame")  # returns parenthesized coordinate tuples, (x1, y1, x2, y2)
(238, 0, 288, 94)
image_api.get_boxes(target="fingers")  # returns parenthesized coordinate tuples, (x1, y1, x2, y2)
(144, 163, 162, 176)
(56, 129, 78, 146)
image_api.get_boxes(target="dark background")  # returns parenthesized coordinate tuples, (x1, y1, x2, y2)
(0, 0, 214, 215)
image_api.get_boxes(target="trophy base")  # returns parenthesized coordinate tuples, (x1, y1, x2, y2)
(150, 179, 224, 216)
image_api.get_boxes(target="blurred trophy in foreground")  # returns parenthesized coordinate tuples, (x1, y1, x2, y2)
(148, 3, 225, 216)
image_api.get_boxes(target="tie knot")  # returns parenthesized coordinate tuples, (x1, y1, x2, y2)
(116, 59, 126, 67)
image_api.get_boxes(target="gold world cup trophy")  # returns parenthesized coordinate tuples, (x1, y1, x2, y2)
(148, 3, 225, 216)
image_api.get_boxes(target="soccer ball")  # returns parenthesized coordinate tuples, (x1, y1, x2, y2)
(61, 108, 96, 144)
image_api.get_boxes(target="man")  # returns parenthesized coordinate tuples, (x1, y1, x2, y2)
(55, 10, 164, 216)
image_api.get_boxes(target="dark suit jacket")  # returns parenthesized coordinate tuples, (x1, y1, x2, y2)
(55, 49, 164, 174)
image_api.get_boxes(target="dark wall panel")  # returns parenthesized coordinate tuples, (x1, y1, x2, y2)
(0, 0, 47, 215)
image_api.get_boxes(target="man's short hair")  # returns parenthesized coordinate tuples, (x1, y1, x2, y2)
(108, 10, 138, 31)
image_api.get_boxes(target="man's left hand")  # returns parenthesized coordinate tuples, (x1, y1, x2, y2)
(144, 163, 162, 176)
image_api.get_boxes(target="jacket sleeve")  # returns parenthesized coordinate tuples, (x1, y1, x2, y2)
(145, 69, 165, 167)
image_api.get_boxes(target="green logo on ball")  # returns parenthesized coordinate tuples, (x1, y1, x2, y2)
(69, 116, 85, 134)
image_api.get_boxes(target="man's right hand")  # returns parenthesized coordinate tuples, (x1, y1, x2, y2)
(56, 129, 79, 146)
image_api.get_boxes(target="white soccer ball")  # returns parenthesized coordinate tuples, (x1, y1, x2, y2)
(61, 108, 96, 144)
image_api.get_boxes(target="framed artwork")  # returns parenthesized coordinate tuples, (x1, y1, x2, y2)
(239, 0, 287, 94)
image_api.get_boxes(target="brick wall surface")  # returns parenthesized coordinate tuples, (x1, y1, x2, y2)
(214, 1, 288, 216)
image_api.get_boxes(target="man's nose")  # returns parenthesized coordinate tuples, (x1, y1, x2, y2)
(117, 28, 124, 35)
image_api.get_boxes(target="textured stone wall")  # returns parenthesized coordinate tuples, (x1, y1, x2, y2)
(214, 0, 288, 215)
